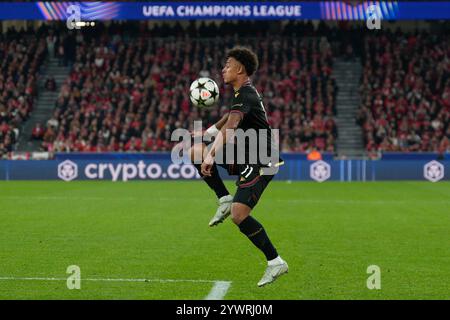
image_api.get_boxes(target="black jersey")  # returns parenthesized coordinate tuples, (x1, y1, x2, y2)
(228, 81, 282, 168)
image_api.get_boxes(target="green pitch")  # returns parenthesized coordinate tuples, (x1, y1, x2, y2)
(0, 181, 449, 300)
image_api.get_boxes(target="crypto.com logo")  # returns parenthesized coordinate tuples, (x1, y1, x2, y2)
(423, 160, 444, 182)
(310, 160, 331, 182)
(58, 160, 78, 181)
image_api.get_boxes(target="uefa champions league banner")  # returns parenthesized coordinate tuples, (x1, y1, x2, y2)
(0, 154, 448, 182)
(1, 1, 450, 20)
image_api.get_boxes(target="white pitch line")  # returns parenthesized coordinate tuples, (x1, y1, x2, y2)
(0, 276, 232, 300)
(204, 281, 232, 300)
(0, 276, 220, 284)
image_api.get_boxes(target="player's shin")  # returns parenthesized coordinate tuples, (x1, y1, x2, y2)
(237, 215, 278, 261)
(194, 163, 230, 199)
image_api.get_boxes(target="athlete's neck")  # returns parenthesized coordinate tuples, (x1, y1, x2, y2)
(232, 76, 251, 92)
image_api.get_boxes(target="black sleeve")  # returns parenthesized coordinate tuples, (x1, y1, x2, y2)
(229, 92, 251, 119)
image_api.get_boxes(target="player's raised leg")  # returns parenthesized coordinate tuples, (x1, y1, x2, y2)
(189, 142, 233, 226)
(231, 201, 288, 287)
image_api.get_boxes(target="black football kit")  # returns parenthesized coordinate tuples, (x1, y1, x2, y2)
(214, 80, 283, 209)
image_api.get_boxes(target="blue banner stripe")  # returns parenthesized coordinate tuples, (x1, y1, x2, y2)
(0, 2, 449, 20)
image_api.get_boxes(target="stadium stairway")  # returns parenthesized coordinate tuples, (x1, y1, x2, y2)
(17, 58, 70, 151)
(333, 57, 365, 158)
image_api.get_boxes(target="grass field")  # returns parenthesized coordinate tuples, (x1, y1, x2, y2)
(0, 180, 449, 300)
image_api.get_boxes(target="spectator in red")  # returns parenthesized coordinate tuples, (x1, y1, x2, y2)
(32, 123, 45, 140)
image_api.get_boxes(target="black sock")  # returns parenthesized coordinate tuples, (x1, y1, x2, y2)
(194, 163, 230, 199)
(238, 216, 278, 261)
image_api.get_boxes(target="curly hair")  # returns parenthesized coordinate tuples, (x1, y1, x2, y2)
(226, 46, 259, 77)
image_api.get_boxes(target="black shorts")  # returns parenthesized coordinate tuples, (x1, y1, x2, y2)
(198, 140, 275, 209)
(231, 166, 274, 209)
(215, 145, 274, 209)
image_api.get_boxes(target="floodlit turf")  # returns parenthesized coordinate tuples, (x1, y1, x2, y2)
(0, 180, 449, 300)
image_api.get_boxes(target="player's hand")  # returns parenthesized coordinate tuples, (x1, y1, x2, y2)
(201, 154, 214, 177)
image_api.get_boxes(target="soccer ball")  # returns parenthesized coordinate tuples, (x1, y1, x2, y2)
(189, 77, 220, 107)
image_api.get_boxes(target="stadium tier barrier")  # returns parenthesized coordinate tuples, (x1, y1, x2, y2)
(0, 153, 448, 182)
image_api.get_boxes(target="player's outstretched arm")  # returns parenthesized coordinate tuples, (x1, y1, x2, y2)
(215, 113, 229, 130)
(201, 112, 241, 176)
(203, 113, 229, 139)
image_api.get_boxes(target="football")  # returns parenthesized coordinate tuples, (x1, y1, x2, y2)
(189, 77, 220, 107)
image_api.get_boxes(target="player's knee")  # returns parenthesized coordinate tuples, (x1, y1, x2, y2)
(231, 203, 251, 225)
(189, 144, 204, 163)
(188, 146, 195, 161)
(230, 212, 241, 225)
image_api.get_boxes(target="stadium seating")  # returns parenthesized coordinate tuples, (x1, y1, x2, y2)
(0, 29, 47, 155)
(357, 30, 450, 153)
(38, 21, 338, 153)
(5, 22, 448, 157)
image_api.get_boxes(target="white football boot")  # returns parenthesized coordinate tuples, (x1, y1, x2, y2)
(209, 195, 233, 227)
(257, 260, 289, 287)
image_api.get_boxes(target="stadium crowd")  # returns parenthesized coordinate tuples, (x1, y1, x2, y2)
(6, 21, 448, 157)
(33, 21, 338, 153)
(0, 29, 47, 155)
(357, 30, 450, 154)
